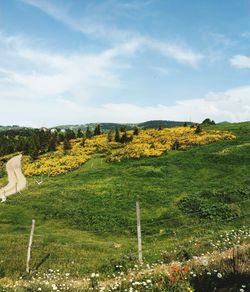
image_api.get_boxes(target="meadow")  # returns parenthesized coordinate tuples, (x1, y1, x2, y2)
(0, 122, 249, 290)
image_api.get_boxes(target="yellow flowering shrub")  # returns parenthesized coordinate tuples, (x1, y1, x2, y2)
(108, 127, 236, 161)
(22, 151, 90, 177)
(21, 127, 235, 176)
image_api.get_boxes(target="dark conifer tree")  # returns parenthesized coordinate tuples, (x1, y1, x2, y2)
(94, 124, 101, 136)
(85, 127, 93, 139)
(48, 134, 57, 152)
(63, 137, 71, 153)
(77, 129, 83, 138)
(133, 127, 139, 135)
(114, 128, 120, 142)
(107, 130, 113, 142)
(195, 125, 202, 134)
(81, 137, 86, 147)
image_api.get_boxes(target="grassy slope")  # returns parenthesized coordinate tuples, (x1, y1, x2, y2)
(0, 122, 249, 277)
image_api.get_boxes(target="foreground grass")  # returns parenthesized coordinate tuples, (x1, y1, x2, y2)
(0, 122, 249, 281)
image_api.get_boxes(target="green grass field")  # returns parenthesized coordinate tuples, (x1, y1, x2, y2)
(0, 122, 250, 279)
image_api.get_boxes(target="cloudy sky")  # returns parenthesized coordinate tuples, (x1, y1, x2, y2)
(0, 0, 250, 126)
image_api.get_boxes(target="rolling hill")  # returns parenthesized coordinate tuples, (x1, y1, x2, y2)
(0, 122, 249, 290)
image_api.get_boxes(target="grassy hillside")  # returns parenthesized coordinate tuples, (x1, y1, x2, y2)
(0, 122, 249, 283)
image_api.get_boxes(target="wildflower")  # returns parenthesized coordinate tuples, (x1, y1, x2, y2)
(169, 277, 176, 282)
(217, 273, 222, 278)
(184, 266, 189, 272)
(239, 289, 244, 292)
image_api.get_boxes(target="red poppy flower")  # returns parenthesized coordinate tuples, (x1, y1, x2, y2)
(170, 277, 176, 282)
(184, 266, 189, 272)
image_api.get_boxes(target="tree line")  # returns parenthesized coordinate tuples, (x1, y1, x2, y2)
(0, 125, 139, 159)
(0, 119, 214, 159)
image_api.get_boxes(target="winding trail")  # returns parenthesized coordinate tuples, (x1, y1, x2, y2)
(0, 154, 27, 199)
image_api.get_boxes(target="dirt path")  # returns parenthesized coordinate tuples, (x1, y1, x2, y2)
(0, 154, 27, 199)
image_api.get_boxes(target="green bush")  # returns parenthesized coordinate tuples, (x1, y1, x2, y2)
(178, 191, 242, 220)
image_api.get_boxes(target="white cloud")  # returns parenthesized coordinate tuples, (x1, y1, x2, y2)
(230, 55, 250, 69)
(1, 85, 249, 126)
(0, 33, 124, 101)
(241, 32, 250, 38)
(55, 86, 250, 124)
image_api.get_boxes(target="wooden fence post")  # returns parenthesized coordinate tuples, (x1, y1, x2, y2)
(26, 219, 35, 273)
(136, 201, 143, 264)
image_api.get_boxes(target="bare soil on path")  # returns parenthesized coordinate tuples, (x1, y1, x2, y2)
(0, 154, 27, 199)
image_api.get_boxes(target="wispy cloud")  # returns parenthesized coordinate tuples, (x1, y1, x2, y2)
(241, 32, 250, 38)
(20, 0, 133, 41)
(20, 0, 204, 67)
(0, 29, 204, 107)
(0, 33, 123, 101)
(208, 32, 235, 47)
(230, 55, 250, 69)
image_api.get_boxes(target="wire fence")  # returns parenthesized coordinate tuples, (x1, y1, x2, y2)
(0, 208, 249, 253)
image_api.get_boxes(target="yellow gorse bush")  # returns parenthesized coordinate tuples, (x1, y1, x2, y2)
(22, 127, 235, 176)
(108, 127, 235, 161)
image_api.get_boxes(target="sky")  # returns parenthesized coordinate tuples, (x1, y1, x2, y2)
(0, 0, 250, 127)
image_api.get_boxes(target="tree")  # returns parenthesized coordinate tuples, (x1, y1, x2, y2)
(120, 132, 133, 143)
(195, 125, 202, 134)
(77, 129, 83, 138)
(85, 127, 93, 139)
(114, 128, 120, 142)
(183, 122, 188, 127)
(120, 132, 128, 143)
(65, 129, 76, 140)
(63, 137, 71, 153)
(81, 137, 86, 147)
(30, 147, 39, 161)
(48, 135, 57, 152)
(202, 118, 215, 126)
(107, 130, 113, 142)
(58, 132, 65, 142)
(133, 127, 139, 135)
(94, 124, 101, 136)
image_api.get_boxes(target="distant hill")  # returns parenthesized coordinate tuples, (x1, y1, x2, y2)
(0, 120, 193, 133)
(55, 120, 193, 132)
(0, 125, 23, 132)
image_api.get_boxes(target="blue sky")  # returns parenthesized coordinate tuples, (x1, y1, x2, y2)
(0, 0, 250, 126)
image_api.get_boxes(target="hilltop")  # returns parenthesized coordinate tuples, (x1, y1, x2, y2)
(54, 120, 193, 132)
